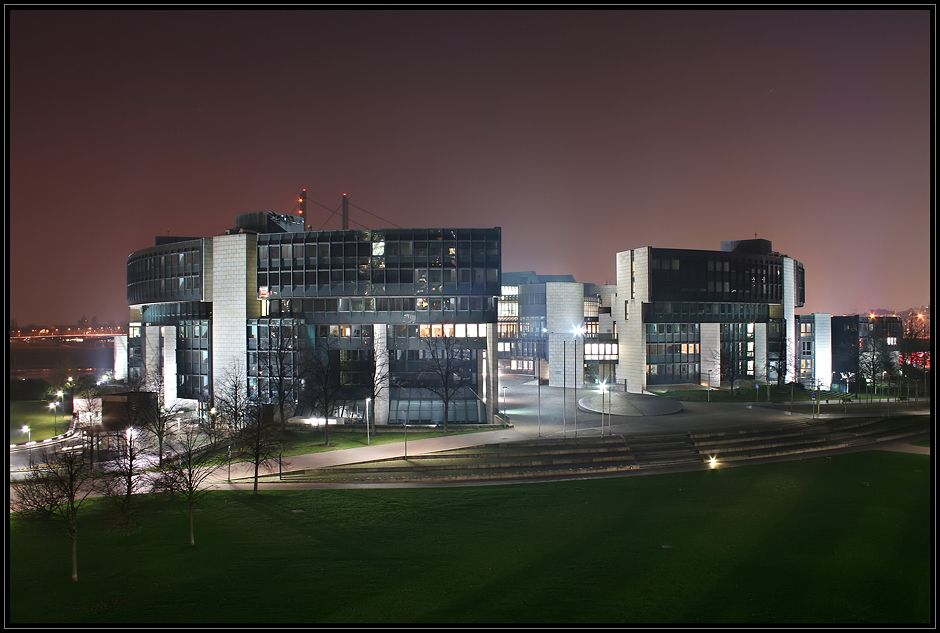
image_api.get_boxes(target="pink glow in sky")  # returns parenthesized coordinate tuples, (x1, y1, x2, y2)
(9, 9, 932, 325)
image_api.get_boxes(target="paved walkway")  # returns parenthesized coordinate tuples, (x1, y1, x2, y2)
(212, 374, 930, 488)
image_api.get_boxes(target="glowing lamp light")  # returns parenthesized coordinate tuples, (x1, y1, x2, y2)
(709, 456, 718, 469)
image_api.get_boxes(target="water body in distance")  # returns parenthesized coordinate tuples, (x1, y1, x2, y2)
(9, 339, 114, 382)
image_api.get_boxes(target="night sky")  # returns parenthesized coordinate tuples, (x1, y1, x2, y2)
(9, 9, 931, 327)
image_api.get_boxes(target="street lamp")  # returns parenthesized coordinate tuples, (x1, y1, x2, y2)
(49, 401, 59, 435)
(573, 326, 584, 438)
(22, 425, 31, 466)
(537, 338, 542, 438)
(502, 386, 507, 411)
(365, 398, 371, 446)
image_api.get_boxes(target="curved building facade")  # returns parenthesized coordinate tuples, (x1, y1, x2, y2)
(123, 213, 502, 426)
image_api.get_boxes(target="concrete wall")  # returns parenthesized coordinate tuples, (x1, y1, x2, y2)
(783, 258, 798, 383)
(700, 322, 721, 388)
(373, 324, 390, 426)
(162, 325, 177, 409)
(597, 284, 618, 336)
(617, 248, 649, 393)
(144, 325, 161, 384)
(486, 323, 499, 421)
(546, 282, 586, 388)
(113, 335, 128, 381)
(754, 322, 768, 383)
(210, 233, 259, 399)
(813, 313, 832, 389)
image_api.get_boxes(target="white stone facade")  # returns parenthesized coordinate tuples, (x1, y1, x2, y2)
(754, 322, 768, 383)
(373, 324, 390, 426)
(813, 313, 832, 390)
(616, 248, 649, 394)
(210, 233, 260, 395)
(546, 282, 587, 388)
(113, 335, 128, 381)
(161, 325, 178, 409)
(782, 257, 798, 383)
(700, 322, 721, 388)
(144, 325, 162, 383)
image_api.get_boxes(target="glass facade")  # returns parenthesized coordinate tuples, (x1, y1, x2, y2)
(126, 224, 501, 425)
(648, 247, 804, 306)
(645, 323, 702, 385)
(256, 228, 501, 301)
(256, 227, 500, 423)
(127, 239, 205, 305)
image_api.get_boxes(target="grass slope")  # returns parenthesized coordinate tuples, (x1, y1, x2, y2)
(8, 451, 930, 624)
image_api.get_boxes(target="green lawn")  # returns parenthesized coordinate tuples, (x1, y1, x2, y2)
(9, 450, 930, 624)
(8, 400, 66, 443)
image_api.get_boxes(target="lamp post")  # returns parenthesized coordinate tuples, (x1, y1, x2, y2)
(502, 386, 507, 412)
(573, 326, 584, 438)
(563, 339, 567, 438)
(49, 401, 58, 435)
(22, 425, 31, 466)
(365, 398, 371, 446)
(707, 370, 711, 402)
(600, 382, 607, 437)
(537, 339, 541, 439)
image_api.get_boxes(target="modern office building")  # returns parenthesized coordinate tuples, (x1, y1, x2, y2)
(795, 313, 832, 390)
(118, 211, 502, 426)
(497, 272, 618, 387)
(831, 314, 903, 394)
(615, 238, 805, 393)
(499, 238, 806, 394)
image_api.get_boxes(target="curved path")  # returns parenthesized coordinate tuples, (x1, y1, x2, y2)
(210, 374, 930, 490)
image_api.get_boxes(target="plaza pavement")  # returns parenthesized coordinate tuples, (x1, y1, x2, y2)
(212, 373, 931, 489)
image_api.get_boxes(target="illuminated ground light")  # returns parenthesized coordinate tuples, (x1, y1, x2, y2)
(708, 455, 718, 469)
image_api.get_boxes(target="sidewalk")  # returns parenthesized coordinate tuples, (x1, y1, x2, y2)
(214, 427, 531, 484)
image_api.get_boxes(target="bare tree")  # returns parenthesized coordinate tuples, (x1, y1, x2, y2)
(412, 335, 474, 432)
(214, 362, 252, 438)
(254, 319, 302, 431)
(11, 446, 96, 582)
(302, 336, 344, 446)
(900, 311, 930, 398)
(859, 337, 896, 404)
(235, 403, 283, 495)
(72, 379, 104, 467)
(768, 325, 794, 389)
(135, 372, 186, 467)
(364, 342, 392, 433)
(152, 426, 224, 546)
(215, 361, 282, 493)
(100, 423, 150, 534)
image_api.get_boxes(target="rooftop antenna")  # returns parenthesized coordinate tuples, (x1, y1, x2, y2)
(299, 188, 307, 217)
(342, 192, 349, 230)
